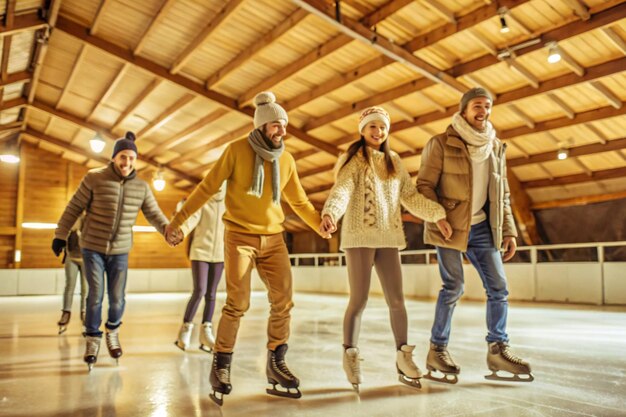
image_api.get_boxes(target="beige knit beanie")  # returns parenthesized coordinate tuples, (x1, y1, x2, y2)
(358, 106, 390, 133)
(253, 92, 288, 129)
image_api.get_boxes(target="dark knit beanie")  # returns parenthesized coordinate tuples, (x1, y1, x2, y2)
(459, 87, 493, 114)
(112, 131, 138, 158)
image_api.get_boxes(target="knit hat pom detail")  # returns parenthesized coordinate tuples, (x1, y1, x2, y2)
(254, 92, 276, 107)
(125, 131, 136, 141)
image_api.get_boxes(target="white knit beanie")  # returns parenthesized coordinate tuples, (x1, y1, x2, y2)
(253, 92, 288, 129)
(358, 106, 390, 133)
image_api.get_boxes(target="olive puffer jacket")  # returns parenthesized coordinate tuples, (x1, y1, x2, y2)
(55, 163, 169, 255)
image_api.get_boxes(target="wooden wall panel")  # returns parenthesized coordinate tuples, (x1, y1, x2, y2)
(0, 162, 18, 227)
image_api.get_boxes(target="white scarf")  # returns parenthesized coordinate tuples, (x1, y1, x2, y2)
(451, 112, 496, 162)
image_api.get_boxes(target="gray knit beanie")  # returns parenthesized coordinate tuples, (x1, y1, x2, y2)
(459, 87, 493, 114)
(112, 131, 137, 158)
(253, 92, 288, 129)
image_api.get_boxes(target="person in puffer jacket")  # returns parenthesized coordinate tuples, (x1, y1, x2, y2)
(52, 131, 171, 371)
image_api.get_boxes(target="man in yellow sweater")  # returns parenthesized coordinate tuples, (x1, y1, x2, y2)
(166, 91, 330, 405)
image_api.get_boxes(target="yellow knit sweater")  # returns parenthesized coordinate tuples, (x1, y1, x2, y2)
(322, 149, 446, 250)
(170, 138, 322, 236)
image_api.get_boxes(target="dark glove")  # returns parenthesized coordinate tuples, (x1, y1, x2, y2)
(52, 238, 66, 257)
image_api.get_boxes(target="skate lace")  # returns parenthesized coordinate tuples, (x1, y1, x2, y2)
(216, 368, 230, 384)
(347, 354, 362, 376)
(86, 339, 100, 356)
(107, 332, 121, 350)
(436, 349, 455, 367)
(401, 352, 418, 372)
(273, 358, 295, 379)
(501, 345, 524, 365)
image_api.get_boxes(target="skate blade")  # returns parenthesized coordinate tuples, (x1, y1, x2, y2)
(424, 370, 458, 384)
(266, 386, 302, 399)
(87, 363, 94, 372)
(174, 341, 186, 351)
(485, 370, 534, 382)
(351, 383, 360, 393)
(209, 391, 224, 406)
(398, 374, 422, 389)
(58, 326, 67, 335)
(199, 344, 213, 353)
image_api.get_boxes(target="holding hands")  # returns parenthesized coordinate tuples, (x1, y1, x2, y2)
(164, 224, 184, 247)
(319, 215, 337, 239)
(436, 218, 453, 241)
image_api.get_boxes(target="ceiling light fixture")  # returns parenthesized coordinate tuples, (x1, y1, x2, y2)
(547, 42, 561, 64)
(89, 133, 106, 153)
(152, 170, 166, 192)
(498, 7, 510, 34)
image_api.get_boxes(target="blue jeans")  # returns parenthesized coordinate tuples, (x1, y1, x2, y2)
(82, 249, 129, 337)
(430, 220, 509, 345)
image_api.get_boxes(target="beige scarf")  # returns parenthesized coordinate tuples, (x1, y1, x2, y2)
(451, 112, 496, 162)
(247, 129, 284, 205)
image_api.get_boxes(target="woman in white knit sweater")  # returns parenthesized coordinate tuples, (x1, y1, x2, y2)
(320, 106, 453, 391)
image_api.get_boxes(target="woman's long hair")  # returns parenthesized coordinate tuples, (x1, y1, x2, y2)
(341, 136, 396, 177)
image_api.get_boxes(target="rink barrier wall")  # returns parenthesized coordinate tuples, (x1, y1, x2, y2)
(1, 242, 625, 305)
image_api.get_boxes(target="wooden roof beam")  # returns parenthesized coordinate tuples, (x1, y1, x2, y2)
(137, 94, 195, 138)
(168, 125, 250, 166)
(588, 81, 622, 109)
(144, 107, 229, 158)
(585, 123, 608, 145)
(506, 168, 542, 245)
(601, 27, 626, 55)
(531, 191, 626, 210)
(28, 101, 200, 184)
(562, 0, 590, 20)
(22, 128, 110, 165)
(205, 8, 309, 88)
(508, 137, 626, 168)
(133, 0, 176, 56)
(292, 0, 467, 93)
(111, 78, 163, 132)
(0, 0, 16, 83)
(234, 0, 414, 102)
(505, 58, 539, 88)
(56, 44, 88, 109)
(170, 0, 245, 75)
(507, 103, 535, 129)
(524, 167, 626, 189)
(422, 0, 456, 24)
(90, 0, 113, 36)
(87, 62, 130, 120)
(55, 17, 340, 157)
(556, 45, 585, 76)
(547, 93, 575, 119)
(571, 158, 593, 176)
(466, 29, 497, 56)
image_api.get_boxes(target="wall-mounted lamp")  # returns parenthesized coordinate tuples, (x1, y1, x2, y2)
(498, 7, 510, 34)
(152, 170, 166, 192)
(0, 141, 20, 164)
(547, 41, 561, 64)
(89, 133, 106, 153)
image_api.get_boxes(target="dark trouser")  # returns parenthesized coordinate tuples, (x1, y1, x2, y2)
(183, 260, 224, 323)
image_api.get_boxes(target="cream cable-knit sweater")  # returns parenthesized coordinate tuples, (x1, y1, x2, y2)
(322, 149, 446, 250)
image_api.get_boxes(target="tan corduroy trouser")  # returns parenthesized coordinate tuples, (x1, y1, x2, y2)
(214, 230, 294, 353)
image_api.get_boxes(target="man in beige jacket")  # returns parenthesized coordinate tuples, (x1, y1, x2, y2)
(417, 88, 533, 384)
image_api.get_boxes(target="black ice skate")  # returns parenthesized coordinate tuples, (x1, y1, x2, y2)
(105, 328, 123, 365)
(209, 352, 232, 406)
(266, 344, 302, 399)
(84, 335, 101, 371)
(57, 311, 71, 335)
(424, 343, 460, 384)
(485, 341, 534, 382)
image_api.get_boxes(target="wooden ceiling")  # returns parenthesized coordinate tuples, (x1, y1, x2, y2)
(1, 0, 626, 240)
